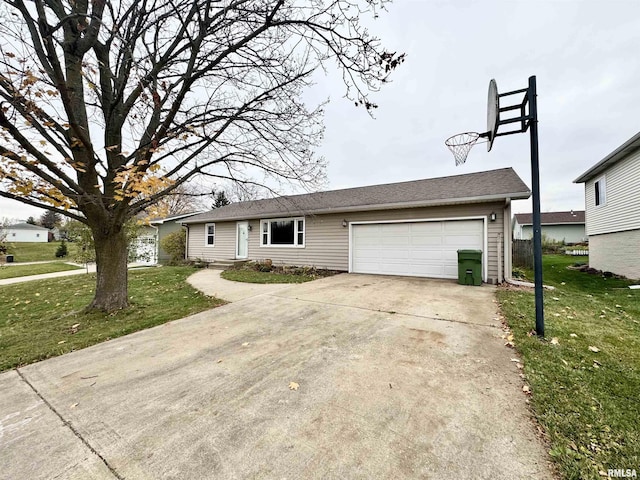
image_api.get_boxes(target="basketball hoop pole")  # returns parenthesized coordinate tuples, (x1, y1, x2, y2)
(528, 76, 545, 337)
(446, 75, 545, 337)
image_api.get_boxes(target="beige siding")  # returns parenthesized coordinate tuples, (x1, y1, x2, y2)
(187, 222, 236, 260)
(187, 202, 508, 283)
(585, 153, 640, 236)
(589, 229, 640, 279)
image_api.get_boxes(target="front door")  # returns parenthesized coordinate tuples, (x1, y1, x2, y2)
(236, 221, 249, 259)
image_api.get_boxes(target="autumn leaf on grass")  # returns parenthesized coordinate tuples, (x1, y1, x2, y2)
(289, 382, 299, 391)
(588, 346, 600, 353)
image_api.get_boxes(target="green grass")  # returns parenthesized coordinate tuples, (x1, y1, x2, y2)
(498, 255, 640, 479)
(221, 268, 315, 284)
(0, 266, 224, 371)
(3, 241, 79, 262)
(0, 262, 82, 280)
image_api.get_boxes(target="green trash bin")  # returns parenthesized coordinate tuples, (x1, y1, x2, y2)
(457, 250, 482, 286)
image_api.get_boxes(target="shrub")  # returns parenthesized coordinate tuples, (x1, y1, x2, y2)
(160, 229, 187, 265)
(55, 241, 68, 258)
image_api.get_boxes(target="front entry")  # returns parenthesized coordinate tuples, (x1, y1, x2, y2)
(236, 221, 249, 259)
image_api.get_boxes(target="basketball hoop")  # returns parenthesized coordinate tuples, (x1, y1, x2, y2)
(445, 132, 481, 165)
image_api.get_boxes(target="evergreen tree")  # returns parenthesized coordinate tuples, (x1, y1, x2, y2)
(212, 191, 231, 209)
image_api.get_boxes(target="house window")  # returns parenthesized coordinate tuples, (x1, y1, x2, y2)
(260, 217, 305, 247)
(205, 223, 215, 246)
(595, 176, 606, 206)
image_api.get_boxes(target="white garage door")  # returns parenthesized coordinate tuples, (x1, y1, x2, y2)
(351, 220, 484, 279)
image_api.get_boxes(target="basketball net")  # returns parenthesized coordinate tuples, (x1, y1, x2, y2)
(445, 132, 480, 166)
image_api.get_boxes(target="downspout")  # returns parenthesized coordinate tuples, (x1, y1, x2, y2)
(184, 224, 189, 261)
(150, 224, 159, 264)
(503, 198, 511, 283)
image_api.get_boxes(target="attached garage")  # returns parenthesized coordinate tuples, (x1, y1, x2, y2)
(350, 219, 486, 280)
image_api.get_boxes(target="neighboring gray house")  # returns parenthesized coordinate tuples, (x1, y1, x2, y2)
(5, 223, 49, 243)
(182, 168, 531, 284)
(513, 211, 586, 243)
(574, 131, 640, 279)
(134, 212, 200, 264)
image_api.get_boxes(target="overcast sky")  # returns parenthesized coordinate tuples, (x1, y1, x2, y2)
(2, 0, 639, 221)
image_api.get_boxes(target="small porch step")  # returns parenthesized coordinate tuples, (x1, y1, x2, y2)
(205, 259, 248, 270)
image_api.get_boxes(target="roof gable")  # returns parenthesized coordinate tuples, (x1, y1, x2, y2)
(184, 168, 530, 224)
(574, 131, 640, 183)
(514, 211, 585, 225)
(9, 223, 50, 231)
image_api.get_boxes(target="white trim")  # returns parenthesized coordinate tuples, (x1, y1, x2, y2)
(259, 216, 305, 248)
(205, 223, 215, 247)
(348, 216, 488, 282)
(236, 221, 249, 259)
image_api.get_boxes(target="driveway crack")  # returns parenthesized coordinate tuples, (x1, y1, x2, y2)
(15, 368, 124, 480)
(268, 293, 500, 329)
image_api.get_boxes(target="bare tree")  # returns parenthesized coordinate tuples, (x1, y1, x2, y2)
(0, 0, 404, 311)
(146, 182, 206, 219)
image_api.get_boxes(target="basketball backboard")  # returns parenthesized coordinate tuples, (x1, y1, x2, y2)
(487, 79, 499, 151)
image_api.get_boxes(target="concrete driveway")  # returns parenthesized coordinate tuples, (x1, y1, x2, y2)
(1, 273, 552, 479)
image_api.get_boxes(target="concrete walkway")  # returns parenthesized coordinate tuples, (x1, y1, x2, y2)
(0, 263, 154, 286)
(187, 268, 294, 302)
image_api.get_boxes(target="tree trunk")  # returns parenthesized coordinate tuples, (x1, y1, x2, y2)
(88, 227, 129, 312)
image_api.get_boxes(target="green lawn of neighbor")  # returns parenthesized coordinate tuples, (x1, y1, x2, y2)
(0, 262, 82, 280)
(3, 241, 79, 263)
(0, 266, 224, 371)
(498, 255, 639, 479)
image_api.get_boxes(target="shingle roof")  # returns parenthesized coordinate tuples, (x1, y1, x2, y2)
(183, 168, 530, 224)
(574, 131, 640, 183)
(9, 222, 49, 231)
(514, 211, 585, 225)
(149, 211, 203, 224)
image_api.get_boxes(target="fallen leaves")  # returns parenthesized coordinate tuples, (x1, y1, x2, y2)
(288, 381, 299, 391)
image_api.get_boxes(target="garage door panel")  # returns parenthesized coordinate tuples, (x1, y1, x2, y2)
(381, 236, 410, 246)
(410, 249, 446, 260)
(351, 220, 483, 279)
(410, 235, 443, 246)
(411, 222, 444, 233)
(444, 220, 483, 233)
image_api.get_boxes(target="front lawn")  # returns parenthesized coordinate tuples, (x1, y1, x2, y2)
(498, 255, 639, 479)
(0, 262, 82, 280)
(3, 241, 79, 262)
(0, 266, 224, 371)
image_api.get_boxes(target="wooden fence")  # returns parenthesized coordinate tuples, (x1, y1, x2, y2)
(513, 239, 533, 269)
